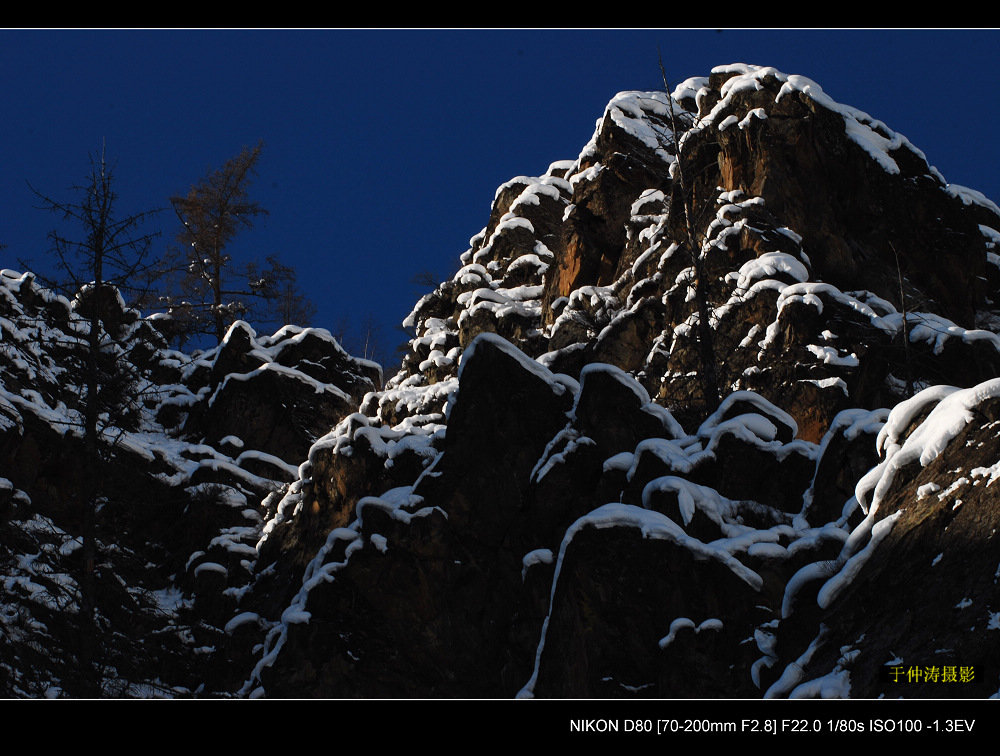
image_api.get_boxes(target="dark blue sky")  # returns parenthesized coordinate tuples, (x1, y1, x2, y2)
(3, 29, 999, 362)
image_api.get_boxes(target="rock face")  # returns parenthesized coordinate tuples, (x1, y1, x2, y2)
(0, 275, 380, 697)
(4, 63, 1000, 699)
(244, 65, 1000, 700)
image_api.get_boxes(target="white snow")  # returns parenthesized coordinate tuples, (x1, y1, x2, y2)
(518, 501, 763, 699)
(594, 91, 685, 165)
(946, 184, 1000, 218)
(860, 379, 1000, 516)
(806, 344, 859, 367)
(458, 332, 569, 397)
(695, 64, 928, 180)
(521, 548, 554, 581)
(658, 617, 722, 649)
(816, 510, 902, 609)
(728, 251, 809, 295)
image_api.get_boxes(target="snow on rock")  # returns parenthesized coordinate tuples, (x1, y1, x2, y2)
(816, 510, 903, 609)
(859, 379, 1000, 517)
(698, 64, 927, 177)
(237, 62, 1000, 700)
(8, 59, 1000, 700)
(518, 501, 764, 699)
(698, 391, 799, 441)
(946, 183, 1000, 217)
(581, 91, 685, 165)
(458, 332, 570, 397)
(728, 251, 809, 294)
(658, 617, 723, 649)
(522, 548, 554, 581)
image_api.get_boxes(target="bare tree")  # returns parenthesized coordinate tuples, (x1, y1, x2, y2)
(888, 241, 917, 398)
(658, 54, 721, 413)
(333, 312, 396, 368)
(270, 265, 318, 329)
(160, 141, 313, 344)
(409, 269, 441, 289)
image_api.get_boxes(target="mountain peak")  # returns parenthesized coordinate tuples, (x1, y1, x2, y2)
(4, 64, 1000, 699)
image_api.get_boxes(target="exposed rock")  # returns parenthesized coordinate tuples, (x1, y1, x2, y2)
(5, 62, 1000, 701)
(0, 271, 379, 697)
(244, 64, 1000, 700)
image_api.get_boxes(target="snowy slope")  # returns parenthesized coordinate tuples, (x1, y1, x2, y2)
(0, 271, 379, 696)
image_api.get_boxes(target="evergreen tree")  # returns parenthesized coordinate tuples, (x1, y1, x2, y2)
(29, 145, 161, 696)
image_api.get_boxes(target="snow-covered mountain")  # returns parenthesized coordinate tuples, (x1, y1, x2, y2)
(4, 63, 1000, 698)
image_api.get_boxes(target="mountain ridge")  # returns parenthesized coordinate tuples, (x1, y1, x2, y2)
(2, 63, 1000, 698)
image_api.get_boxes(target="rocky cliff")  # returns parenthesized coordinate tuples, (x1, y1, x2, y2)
(3, 63, 1000, 698)
(0, 279, 381, 696)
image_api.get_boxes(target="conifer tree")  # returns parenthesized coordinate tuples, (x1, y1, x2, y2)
(29, 145, 161, 696)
